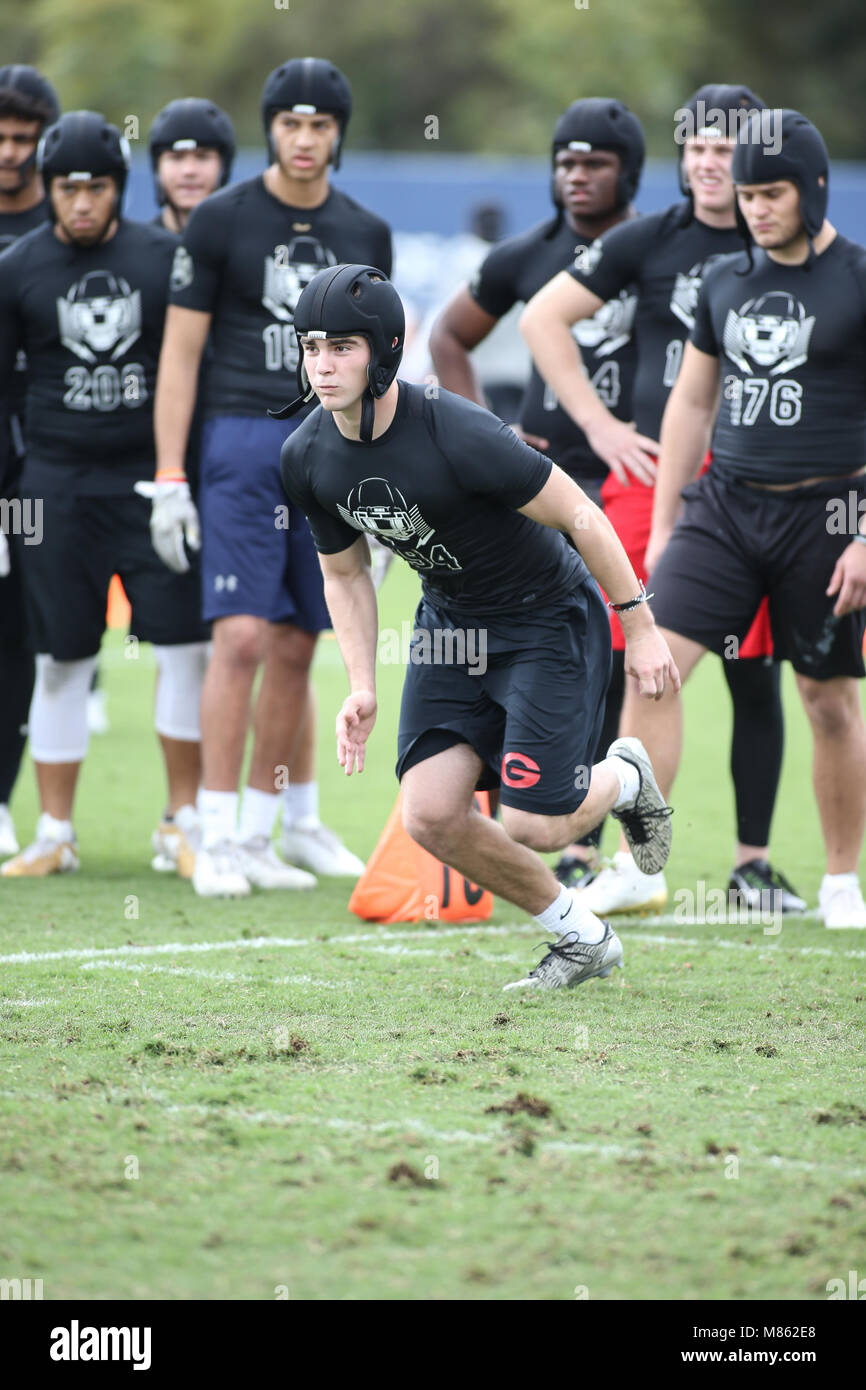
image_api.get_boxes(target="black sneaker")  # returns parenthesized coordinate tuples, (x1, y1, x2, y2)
(728, 859, 806, 915)
(503, 922, 623, 990)
(607, 736, 673, 875)
(553, 854, 600, 890)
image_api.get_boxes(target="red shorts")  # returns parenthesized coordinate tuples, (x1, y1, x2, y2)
(600, 462, 773, 658)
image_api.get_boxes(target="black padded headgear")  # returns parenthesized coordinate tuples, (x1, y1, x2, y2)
(38, 111, 131, 223)
(148, 98, 236, 205)
(261, 58, 352, 169)
(731, 108, 829, 261)
(268, 263, 404, 443)
(0, 65, 61, 191)
(677, 83, 766, 205)
(552, 98, 645, 212)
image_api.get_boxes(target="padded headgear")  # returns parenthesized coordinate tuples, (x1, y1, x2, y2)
(148, 98, 236, 205)
(261, 58, 352, 169)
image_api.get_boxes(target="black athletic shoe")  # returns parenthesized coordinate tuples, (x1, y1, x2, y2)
(607, 736, 673, 875)
(553, 854, 599, 890)
(728, 859, 806, 915)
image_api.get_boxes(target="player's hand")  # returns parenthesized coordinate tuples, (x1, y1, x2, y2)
(827, 540, 866, 617)
(508, 423, 549, 452)
(134, 477, 201, 574)
(644, 524, 673, 578)
(624, 625, 681, 700)
(584, 417, 659, 487)
(0, 527, 9, 579)
(336, 690, 377, 775)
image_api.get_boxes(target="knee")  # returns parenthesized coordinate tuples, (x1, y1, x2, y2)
(798, 678, 862, 739)
(214, 618, 265, 671)
(502, 810, 564, 853)
(269, 625, 316, 678)
(402, 799, 461, 859)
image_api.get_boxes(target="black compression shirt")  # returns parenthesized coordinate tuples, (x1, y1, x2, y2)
(0, 219, 176, 489)
(691, 235, 866, 485)
(280, 382, 589, 621)
(568, 202, 743, 439)
(470, 215, 637, 481)
(169, 176, 392, 419)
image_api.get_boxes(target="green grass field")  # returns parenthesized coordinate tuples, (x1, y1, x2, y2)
(1, 561, 864, 1301)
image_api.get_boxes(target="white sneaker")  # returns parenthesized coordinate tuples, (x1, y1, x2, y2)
(574, 850, 667, 916)
(87, 687, 110, 735)
(151, 803, 200, 878)
(236, 836, 316, 890)
(819, 874, 866, 929)
(0, 804, 19, 857)
(281, 818, 365, 877)
(0, 812, 78, 878)
(192, 840, 251, 898)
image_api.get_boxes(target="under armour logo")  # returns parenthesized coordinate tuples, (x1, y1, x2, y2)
(214, 574, 238, 592)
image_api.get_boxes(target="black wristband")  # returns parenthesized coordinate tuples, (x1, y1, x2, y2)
(608, 581, 653, 613)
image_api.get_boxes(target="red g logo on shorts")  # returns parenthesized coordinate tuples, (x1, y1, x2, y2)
(501, 751, 541, 789)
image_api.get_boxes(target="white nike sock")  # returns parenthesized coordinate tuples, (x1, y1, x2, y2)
(37, 811, 74, 843)
(604, 756, 641, 810)
(533, 886, 606, 943)
(821, 871, 860, 891)
(198, 789, 238, 849)
(238, 787, 281, 843)
(283, 781, 319, 826)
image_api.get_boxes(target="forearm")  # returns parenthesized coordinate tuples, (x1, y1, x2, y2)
(570, 499, 650, 609)
(428, 326, 486, 406)
(323, 568, 379, 692)
(154, 346, 202, 478)
(653, 396, 716, 535)
(521, 313, 611, 433)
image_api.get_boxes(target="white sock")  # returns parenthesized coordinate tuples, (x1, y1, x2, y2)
(283, 781, 319, 826)
(37, 811, 74, 842)
(533, 886, 606, 944)
(821, 871, 860, 891)
(603, 755, 641, 810)
(198, 789, 238, 849)
(238, 787, 281, 843)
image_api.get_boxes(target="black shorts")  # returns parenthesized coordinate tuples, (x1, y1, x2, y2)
(649, 471, 866, 681)
(17, 480, 208, 660)
(396, 581, 612, 816)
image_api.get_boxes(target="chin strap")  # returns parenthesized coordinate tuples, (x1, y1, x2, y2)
(267, 382, 316, 420)
(359, 390, 376, 442)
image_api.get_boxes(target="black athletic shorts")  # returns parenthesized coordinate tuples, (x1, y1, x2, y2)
(17, 476, 208, 660)
(396, 580, 613, 816)
(649, 471, 866, 681)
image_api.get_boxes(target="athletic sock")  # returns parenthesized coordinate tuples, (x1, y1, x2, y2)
(533, 885, 606, 944)
(198, 789, 238, 849)
(238, 787, 281, 843)
(37, 811, 74, 842)
(821, 871, 861, 891)
(602, 755, 641, 810)
(283, 781, 319, 827)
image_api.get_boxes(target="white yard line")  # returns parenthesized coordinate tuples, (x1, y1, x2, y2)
(159, 1101, 866, 1177)
(3, 921, 865, 967)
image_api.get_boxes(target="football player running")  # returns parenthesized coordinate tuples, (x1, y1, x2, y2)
(521, 85, 804, 919)
(430, 98, 643, 893)
(0, 113, 208, 877)
(280, 263, 679, 990)
(628, 112, 866, 929)
(0, 65, 60, 861)
(148, 58, 392, 897)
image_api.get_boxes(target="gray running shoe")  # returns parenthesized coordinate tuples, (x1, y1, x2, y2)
(608, 736, 673, 875)
(503, 922, 623, 991)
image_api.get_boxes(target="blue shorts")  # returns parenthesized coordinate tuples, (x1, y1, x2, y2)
(199, 415, 330, 631)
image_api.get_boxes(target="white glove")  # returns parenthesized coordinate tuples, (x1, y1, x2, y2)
(134, 477, 201, 574)
(0, 527, 9, 579)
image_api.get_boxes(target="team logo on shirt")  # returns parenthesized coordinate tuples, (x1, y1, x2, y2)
(723, 291, 815, 375)
(262, 235, 337, 322)
(573, 239, 603, 276)
(56, 270, 142, 364)
(669, 255, 727, 330)
(170, 246, 194, 292)
(336, 478, 461, 571)
(573, 290, 637, 357)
